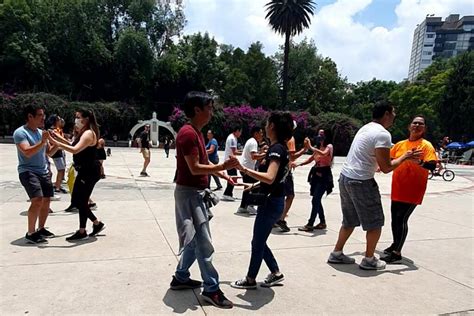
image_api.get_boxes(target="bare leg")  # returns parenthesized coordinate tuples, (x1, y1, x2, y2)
(27, 198, 42, 234)
(334, 226, 355, 252)
(280, 195, 294, 220)
(38, 197, 51, 229)
(365, 228, 382, 258)
(55, 170, 65, 189)
(142, 157, 150, 173)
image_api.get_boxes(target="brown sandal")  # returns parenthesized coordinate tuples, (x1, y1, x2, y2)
(314, 223, 327, 229)
(298, 225, 314, 232)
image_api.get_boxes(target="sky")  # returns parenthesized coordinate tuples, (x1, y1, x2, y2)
(182, 0, 473, 83)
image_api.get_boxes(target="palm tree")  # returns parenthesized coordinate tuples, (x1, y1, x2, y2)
(265, 0, 315, 109)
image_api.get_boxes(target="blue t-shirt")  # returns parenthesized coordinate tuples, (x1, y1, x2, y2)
(206, 138, 219, 161)
(13, 126, 48, 175)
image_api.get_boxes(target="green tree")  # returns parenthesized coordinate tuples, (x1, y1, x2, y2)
(265, 0, 315, 109)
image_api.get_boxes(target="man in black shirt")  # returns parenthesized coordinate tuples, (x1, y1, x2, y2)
(139, 125, 151, 176)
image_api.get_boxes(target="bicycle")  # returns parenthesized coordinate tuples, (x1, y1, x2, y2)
(428, 162, 455, 181)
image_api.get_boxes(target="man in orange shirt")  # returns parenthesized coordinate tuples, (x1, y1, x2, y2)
(383, 115, 437, 263)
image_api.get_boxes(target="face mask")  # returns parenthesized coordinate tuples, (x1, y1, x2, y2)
(75, 118, 84, 129)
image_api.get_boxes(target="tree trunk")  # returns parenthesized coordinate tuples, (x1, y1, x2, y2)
(282, 30, 290, 109)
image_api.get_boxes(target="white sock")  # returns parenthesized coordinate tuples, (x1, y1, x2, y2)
(332, 250, 342, 256)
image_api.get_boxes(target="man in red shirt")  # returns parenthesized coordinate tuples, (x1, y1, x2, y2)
(170, 91, 239, 309)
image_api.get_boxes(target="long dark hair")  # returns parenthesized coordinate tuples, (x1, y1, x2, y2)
(77, 109, 100, 140)
(267, 111, 293, 144)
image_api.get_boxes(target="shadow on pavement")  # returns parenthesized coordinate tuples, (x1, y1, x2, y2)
(10, 235, 99, 248)
(219, 281, 276, 311)
(162, 288, 201, 313)
(327, 251, 419, 277)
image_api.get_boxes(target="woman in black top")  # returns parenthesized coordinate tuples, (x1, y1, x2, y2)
(50, 109, 105, 241)
(231, 112, 293, 289)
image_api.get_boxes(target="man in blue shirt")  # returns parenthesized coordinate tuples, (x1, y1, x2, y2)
(14, 105, 58, 244)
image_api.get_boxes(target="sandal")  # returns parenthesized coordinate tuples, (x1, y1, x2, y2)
(314, 223, 327, 229)
(298, 225, 314, 232)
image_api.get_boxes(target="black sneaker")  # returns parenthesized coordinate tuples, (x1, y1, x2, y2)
(231, 277, 257, 289)
(277, 220, 290, 232)
(140, 172, 149, 177)
(66, 230, 89, 241)
(381, 252, 403, 264)
(384, 245, 395, 254)
(201, 289, 233, 309)
(89, 222, 106, 237)
(37, 227, 55, 238)
(169, 276, 202, 290)
(261, 273, 284, 287)
(64, 205, 79, 213)
(88, 203, 97, 210)
(25, 232, 48, 244)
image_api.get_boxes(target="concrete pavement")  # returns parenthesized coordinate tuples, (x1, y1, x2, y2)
(1, 144, 473, 315)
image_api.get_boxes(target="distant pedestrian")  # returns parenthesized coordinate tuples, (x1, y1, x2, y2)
(14, 104, 57, 244)
(221, 125, 242, 201)
(206, 130, 223, 191)
(164, 137, 170, 158)
(139, 125, 151, 176)
(45, 114, 68, 194)
(112, 134, 118, 147)
(97, 138, 107, 179)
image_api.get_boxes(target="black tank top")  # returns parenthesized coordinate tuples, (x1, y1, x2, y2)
(73, 133, 99, 172)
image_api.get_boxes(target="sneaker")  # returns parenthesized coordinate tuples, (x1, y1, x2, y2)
(169, 276, 202, 290)
(383, 245, 395, 254)
(276, 220, 290, 232)
(25, 232, 48, 244)
(37, 227, 55, 238)
(140, 172, 149, 177)
(49, 208, 53, 214)
(54, 187, 68, 194)
(64, 205, 79, 213)
(66, 230, 89, 241)
(89, 222, 106, 237)
(359, 256, 386, 270)
(381, 252, 403, 264)
(201, 289, 233, 309)
(314, 223, 327, 229)
(247, 205, 258, 215)
(212, 186, 223, 191)
(261, 273, 284, 287)
(51, 194, 61, 201)
(221, 195, 235, 202)
(231, 277, 257, 289)
(298, 225, 314, 232)
(327, 251, 356, 264)
(237, 207, 248, 214)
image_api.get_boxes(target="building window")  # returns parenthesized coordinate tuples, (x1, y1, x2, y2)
(421, 59, 431, 64)
(424, 44, 433, 47)
(426, 34, 435, 38)
(423, 51, 432, 55)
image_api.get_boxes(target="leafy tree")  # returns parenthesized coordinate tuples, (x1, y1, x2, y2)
(265, 0, 315, 109)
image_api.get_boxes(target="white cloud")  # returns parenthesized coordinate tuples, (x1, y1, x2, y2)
(182, 0, 473, 82)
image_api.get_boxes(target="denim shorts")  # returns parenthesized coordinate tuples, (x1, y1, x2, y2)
(19, 171, 54, 199)
(53, 157, 66, 170)
(339, 174, 384, 231)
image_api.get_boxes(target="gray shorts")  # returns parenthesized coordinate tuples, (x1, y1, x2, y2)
(339, 174, 384, 231)
(19, 171, 54, 199)
(53, 157, 66, 170)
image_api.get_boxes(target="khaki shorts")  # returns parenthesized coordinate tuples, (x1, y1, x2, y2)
(141, 148, 150, 159)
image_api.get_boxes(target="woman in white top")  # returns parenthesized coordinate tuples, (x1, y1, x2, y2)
(295, 136, 334, 231)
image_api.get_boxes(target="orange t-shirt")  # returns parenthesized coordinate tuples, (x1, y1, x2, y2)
(391, 138, 437, 205)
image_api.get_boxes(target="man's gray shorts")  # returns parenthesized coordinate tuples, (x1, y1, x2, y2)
(339, 174, 384, 231)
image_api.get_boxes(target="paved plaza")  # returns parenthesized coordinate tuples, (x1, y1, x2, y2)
(1, 144, 473, 315)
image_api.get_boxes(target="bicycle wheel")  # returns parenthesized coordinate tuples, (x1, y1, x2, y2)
(442, 170, 455, 182)
(428, 171, 434, 179)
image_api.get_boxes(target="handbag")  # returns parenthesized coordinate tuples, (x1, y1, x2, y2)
(246, 182, 269, 206)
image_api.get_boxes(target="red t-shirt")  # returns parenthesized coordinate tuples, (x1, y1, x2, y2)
(176, 124, 209, 189)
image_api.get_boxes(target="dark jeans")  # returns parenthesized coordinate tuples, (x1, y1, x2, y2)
(208, 157, 222, 189)
(390, 201, 417, 252)
(308, 181, 326, 225)
(223, 168, 237, 197)
(71, 169, 100, 229)
(240, 173, 258, 208)
(247, 196, 284, 279)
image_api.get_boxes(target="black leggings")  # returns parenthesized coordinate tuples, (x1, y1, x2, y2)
(71, 171, 100, 229)
(390, 201, 417, 253)
(223, 168, 237, 197)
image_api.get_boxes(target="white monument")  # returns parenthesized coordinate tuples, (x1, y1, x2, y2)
(129, 112, 177, 147)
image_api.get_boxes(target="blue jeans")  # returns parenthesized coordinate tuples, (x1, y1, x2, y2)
(175, 221, 219, 292)
(247, 196, 284, 279)
(308, 181, 326, 226)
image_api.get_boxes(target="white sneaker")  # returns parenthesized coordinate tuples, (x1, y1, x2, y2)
(51, 194, 61, 201)
(221, 195, 235, 202)
(247, 205, 258, 215)
(359, 256, 386, 270)
(237, 207, 248, 214)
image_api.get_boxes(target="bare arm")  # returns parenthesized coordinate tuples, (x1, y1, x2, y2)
(206, 144, 216, 155)
(290, 147, 306, 161)
(250, 151, 266, 161)
(55, 130, 95, 154)
(184, 154, 239, 176)
(16, 130, 49, 158)
(46, 142, 59, 157)
(376, 147, 421, 173)
(240, 160, 280, 185)
(296, 154, 315, 167)
(231, 147, 242, 156)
